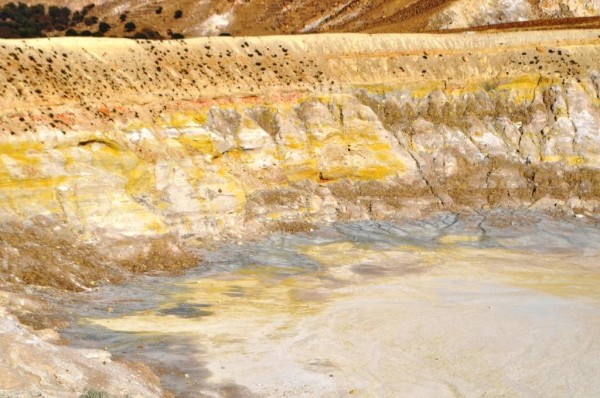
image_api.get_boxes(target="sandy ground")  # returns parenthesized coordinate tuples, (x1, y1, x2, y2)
(83, 213, 600, 397)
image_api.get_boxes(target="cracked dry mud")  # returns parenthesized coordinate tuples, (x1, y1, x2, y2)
(64, 211, 600, 397)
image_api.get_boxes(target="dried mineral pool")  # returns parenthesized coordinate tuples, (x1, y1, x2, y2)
(63, 211, 600, 397)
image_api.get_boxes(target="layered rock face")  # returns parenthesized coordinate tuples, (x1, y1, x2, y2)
(0, 27, 599, 398)
(0, 31, 599, 285)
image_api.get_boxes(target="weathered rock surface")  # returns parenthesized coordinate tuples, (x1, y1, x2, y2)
(0, 30, 599, 396)
(1, 31, 599, 254)
(0, 305, 163, 398)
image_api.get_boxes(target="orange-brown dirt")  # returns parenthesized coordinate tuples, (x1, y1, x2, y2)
(1, 0, 599, 38)
(0, 216, 199, 293)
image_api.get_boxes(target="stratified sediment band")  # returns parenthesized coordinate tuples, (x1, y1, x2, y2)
(0, 30, 599, 287)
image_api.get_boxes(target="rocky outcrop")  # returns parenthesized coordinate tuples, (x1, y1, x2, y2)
(0, 307, 163, 397)
(0, 30, 599, 288)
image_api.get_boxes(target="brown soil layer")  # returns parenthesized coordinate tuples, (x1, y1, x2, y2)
(1, 0, 598, 37)
(0, 217, 198, 292)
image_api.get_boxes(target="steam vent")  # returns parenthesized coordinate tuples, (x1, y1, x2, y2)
(1, 1, 600, 397)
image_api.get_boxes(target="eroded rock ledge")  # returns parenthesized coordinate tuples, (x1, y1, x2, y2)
(0, 31, 599, 290)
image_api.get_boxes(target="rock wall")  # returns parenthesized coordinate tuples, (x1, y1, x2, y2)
(0, 31, 599, 266)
